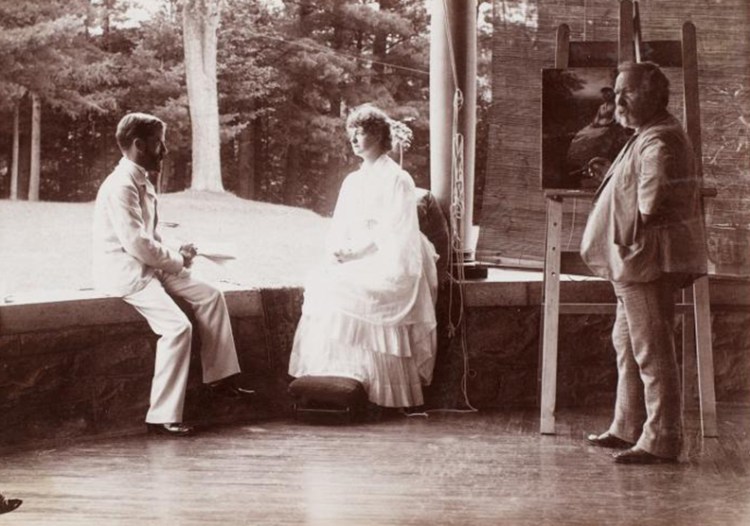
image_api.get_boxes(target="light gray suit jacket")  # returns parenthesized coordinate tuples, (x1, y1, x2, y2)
(580, 111, 707, 283)
(92, 158, 184, 296)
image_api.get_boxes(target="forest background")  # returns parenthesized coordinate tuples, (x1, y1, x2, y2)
(0, 0, 493, 217)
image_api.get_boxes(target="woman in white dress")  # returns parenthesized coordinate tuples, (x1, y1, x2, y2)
(288, 104, 438, 408)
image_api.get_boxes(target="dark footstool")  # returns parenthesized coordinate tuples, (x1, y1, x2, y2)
(288, 376, 367, 423)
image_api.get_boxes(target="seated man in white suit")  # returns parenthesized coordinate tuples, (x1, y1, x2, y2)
(93, 112, 252, 437)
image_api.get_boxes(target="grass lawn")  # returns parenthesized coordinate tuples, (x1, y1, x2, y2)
(0, 191, 330, 300)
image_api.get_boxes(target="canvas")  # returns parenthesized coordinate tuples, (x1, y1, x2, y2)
(541, 68, 632, 189)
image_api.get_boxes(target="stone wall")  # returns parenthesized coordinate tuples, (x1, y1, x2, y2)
(1, 281, 748, 451)
(0, 314, 280, 451)
(427, 306, 750, 411)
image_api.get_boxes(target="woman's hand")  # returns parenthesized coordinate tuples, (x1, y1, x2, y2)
(333, 247, 357, 263)
(333, 242, 377, 263)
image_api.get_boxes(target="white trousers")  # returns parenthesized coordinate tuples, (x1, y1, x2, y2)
(124, 271, 241, 424)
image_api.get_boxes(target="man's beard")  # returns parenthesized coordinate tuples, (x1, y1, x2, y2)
(615, 109, 635, 129)
(144, 156, 163, 172)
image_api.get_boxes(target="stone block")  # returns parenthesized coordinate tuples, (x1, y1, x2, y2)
(0, 335, 21, 359)
(712, 312, 750, 402)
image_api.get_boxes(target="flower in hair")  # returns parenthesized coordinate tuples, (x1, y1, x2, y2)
(389, 119, 413, 151)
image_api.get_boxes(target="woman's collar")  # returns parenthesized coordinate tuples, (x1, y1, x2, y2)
(361, 152, 390, 171)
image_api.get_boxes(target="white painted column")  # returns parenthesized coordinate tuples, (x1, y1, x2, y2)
(429, 0, 478, 259)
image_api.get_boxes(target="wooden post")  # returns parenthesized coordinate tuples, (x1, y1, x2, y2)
(682, 20, 717, 437)
(540, 196, 563, 434)
(692, 276, 718, 436)
(618, 0, 634, 63)
(633, 1, 643, 62)
(538, 24, 571, 435)
(555, 24, 570, 68)
(682, 22, 704, 177)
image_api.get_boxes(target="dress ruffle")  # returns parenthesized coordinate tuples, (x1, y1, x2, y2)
(288, 313, 436, 407)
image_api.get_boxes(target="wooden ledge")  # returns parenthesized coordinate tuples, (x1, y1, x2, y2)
(462, 268, 750, 310)
(1, 270, 747, 335)
(0, 287, 265, 336)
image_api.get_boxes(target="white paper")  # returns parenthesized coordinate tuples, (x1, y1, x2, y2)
(196, 242, 238, 260)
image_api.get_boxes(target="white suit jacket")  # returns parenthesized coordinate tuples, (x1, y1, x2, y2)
(92, 157, 184, 296)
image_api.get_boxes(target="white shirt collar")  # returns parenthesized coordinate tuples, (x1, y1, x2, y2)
(119, 156, 150, 186)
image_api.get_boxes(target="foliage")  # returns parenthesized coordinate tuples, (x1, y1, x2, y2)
(225, 0, 432, 213)
(0, 0, 493, 214)
(0, 1, 119, 115)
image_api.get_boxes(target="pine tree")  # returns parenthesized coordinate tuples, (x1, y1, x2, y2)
(245, 0, 430, 212)
(217, 0, 278, 198)
(0, 0, 118, 200)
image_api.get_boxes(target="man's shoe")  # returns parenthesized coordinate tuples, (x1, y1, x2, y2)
(147, 423, 195, 437)
(208, 381, 256, 399)
(613, 447, 677, 465)
(586, 432, 635, 449)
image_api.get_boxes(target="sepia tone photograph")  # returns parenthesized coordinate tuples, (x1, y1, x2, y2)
(1, 0, 749, 524)
(541, 67, 632, 189)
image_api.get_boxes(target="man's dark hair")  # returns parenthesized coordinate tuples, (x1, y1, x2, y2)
(346, 104, 393, 152)
(116, 113, 166, 151)
(618, 61, 670, 110)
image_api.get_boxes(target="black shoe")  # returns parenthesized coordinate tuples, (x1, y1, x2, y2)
(0, 494, 22, 515)
(208, 381, 256, 399)
(586, 432, 635, 449)
(613, 447, 677, 465)
(147, 423, 195, 437)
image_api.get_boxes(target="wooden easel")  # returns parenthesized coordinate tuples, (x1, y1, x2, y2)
(539, 0, 718, 437)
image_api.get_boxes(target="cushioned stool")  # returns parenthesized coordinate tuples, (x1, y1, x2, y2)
(289, 376, 367, 422)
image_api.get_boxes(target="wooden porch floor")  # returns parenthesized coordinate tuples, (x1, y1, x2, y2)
(2, 404, 749, 525)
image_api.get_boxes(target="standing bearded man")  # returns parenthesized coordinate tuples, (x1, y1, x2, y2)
(580, 62, 708, 464)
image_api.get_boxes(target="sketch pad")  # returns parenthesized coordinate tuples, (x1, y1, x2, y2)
(197, 242, 238, 260)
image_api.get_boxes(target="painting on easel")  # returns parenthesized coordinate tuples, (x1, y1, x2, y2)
(541, 68, 632, 189)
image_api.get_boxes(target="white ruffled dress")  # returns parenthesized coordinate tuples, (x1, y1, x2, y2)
(288, 154, 438, 407)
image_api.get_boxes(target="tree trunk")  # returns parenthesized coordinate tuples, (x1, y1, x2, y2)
(329, 0, 344, 117)
(10, 104, 19, 200)
(283, 142, 301, 205)
(103, 0, 113, 50)
(158, 157, 174, 193)
(281, 0, 314, 205)
(17, 131, 30, 201)
(182, 0, 224, 192)
(237, 126, 255, 199)
(28, 92, 41, 201)
(373, 0, 395, 79)
(179, 156, 191, 190)
(253, 116, 264, 198)
(323, 0, 345, 213)
(298, 0, 313, 36)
